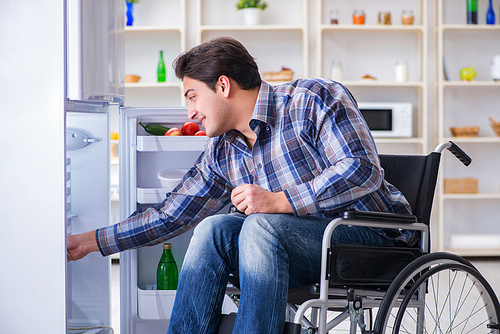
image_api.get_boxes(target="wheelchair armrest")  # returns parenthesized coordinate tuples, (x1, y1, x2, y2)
(341, 210, 418, 224)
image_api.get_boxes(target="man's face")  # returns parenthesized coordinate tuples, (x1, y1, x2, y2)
(183, 76, 232, 137)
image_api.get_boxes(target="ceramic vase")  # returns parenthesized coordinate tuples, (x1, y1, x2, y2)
(242, 8, 261, 26)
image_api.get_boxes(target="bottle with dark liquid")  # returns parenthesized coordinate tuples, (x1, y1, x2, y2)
(467, 0, 478, 24)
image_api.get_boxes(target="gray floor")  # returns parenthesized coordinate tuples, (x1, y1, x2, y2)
(110, 258, 500, 334)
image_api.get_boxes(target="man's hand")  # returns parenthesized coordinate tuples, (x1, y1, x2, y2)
(67, 230, 100, 261)
(231, 184, 293, 215)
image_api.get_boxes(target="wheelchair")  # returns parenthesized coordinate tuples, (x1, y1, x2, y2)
(282, 141, 500, 334)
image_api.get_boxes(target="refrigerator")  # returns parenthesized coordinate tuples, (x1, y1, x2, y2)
(1, 1, 236, 332)
(65, 1, 238, 334)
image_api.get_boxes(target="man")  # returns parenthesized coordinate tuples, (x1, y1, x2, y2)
(67, 37, 414, 334)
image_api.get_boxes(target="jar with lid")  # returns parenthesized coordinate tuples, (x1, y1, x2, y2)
(330, 10, 339, 24)
(401, 10, 414, 25)
(352, 10, 365, 25)
(378, 11, 391, 25)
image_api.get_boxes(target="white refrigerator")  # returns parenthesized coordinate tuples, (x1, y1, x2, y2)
(65, 1, 237, 334)
(1, 1, 234, 332)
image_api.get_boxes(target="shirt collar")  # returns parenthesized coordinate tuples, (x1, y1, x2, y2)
(250, 81, 276, 128)
(220, 81, 276, 144)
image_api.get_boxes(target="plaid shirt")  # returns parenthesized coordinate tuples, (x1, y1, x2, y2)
(97, 79, 414, 256)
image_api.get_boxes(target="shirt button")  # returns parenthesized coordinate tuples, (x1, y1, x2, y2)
(258, 163, 263, 169)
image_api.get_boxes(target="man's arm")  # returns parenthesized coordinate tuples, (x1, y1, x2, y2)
(67, 231, 99, 261)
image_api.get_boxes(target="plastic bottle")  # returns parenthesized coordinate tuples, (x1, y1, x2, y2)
(157, 50, 166, 82)
(486, 0, 495, 24)
(467, 0, 478, 24)
(157, 243, 178, 290)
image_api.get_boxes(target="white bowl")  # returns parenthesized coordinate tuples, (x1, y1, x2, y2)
(157, 169, 187, 190)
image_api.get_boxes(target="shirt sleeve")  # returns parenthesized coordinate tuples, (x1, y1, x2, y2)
(96, 151, 233, 256)
(283, 83, 383, 216)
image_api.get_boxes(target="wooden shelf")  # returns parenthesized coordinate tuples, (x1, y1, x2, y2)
(320, 24, 425, 32)
(125, 82, 183, 89)
(125, 26, 184, 33)
(441, 24, 500, 31)
(200, 24, 305, 32)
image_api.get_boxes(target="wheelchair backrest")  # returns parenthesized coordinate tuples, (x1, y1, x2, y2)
(379, 152, 441, 226)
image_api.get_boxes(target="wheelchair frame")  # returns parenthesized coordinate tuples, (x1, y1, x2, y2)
(285, 142, 500, 334)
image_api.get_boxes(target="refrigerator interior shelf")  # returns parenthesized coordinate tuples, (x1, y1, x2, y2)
(137, 136, 208, 152)
(137, 288, 239, 320)
(137, 187, 173, 204)
(137, 287, 176, 320)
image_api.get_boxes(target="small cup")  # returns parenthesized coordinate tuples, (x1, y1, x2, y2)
(395, 61, 408, 82)
(330, 61, 343, 81)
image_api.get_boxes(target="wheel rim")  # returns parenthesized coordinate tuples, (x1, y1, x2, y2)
(391, 263, 499, 334)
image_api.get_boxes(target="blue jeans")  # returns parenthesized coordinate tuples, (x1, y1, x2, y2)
(167, 213, 399, 334)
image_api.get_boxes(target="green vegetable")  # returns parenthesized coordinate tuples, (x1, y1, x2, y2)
(139, 122, 170, 136)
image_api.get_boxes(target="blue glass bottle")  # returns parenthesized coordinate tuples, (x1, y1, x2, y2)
(126, 2, 134, 26)
(486, 0, 496, 25)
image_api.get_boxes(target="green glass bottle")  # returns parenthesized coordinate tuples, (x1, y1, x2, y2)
(157, 50, 166, 82)
(157, 243, 178, 290)
(467, 0, 478, 24)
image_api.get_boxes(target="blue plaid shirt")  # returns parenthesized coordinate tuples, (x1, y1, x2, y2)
(97, 79, 414, 256)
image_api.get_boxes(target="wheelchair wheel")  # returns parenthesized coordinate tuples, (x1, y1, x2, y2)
(373, 252, 500, 334)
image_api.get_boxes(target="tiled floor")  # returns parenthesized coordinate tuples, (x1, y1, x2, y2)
(110, 257, 500, 334)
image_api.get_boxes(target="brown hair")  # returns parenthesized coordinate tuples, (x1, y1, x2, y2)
(173, 37, 261, 91)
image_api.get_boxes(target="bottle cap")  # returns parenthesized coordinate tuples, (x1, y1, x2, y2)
(163, 243, 172, 249)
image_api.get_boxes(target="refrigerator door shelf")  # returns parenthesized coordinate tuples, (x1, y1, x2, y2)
(137, 187, 178, 204)
(137, 288, 176, 320)
(137, 288, 238, 320)
(137, 135, 208, 152)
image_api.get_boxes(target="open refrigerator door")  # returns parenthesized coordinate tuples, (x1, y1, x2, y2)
(66, 102, 113, 333)
(119, 107, 238, 334)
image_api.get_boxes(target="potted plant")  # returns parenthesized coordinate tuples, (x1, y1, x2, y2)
(236, 0, 268, 26)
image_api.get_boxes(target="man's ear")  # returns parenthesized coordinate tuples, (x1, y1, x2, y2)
(218, 75, 231, 97)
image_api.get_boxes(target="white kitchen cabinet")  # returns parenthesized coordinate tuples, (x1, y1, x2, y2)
(124, 0, 187, 107)
(436, 0, 500, 255)
(196, 0, 309, 81)
(315, 0, 429, 155)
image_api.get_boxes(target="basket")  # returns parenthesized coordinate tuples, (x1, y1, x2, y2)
(262, 68, 293, 82)
(489, 117, 500, 137)
(449, 126, 479, 137)
(444, 178, 478, 194)
(125, 74, 141, 83)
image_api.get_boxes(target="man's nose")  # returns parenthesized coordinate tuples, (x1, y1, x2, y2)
(188, 108, 197, 120)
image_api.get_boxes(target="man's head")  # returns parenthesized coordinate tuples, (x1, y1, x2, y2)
(173, 37, 262, 91)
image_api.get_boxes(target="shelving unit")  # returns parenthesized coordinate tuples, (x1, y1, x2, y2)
(124, 0, 187, 107)
(196, 0, 309, 80)
(315, 0, 429, 155)
(436, 0, 500, 255)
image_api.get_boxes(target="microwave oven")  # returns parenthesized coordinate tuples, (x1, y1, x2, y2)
(357, 102, 413, 138)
